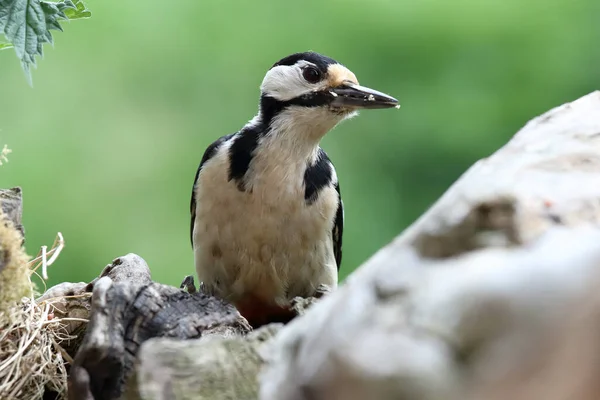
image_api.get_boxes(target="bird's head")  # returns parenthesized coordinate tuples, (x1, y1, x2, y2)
(258, 52, 399, 137)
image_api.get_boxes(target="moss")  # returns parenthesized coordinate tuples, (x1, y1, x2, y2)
(0, 211, 32, 315)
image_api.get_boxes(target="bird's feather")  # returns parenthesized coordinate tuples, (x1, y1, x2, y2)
(304, 148, 333, 204)
(302, 147, 343, 269)
(227, 126, 263, 190)
(332, 181, 344, 270)
(190, 133, 234, 247)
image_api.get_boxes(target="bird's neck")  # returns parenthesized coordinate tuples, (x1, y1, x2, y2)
(252, 106, 343, 163)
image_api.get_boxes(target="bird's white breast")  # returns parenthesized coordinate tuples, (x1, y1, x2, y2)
(193, 138, 338, 306)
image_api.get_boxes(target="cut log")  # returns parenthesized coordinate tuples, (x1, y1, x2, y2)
(67, 254, 252, 400)
(259, 91, 600, 400)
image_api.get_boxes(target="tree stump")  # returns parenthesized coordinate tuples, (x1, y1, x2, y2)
(67, 254, 251, 400)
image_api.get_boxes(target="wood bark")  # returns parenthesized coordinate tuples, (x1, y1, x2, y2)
(125, 324, 282, 400)
(0, 187, 23, 236)
(0, 187, 24, 272)
(67, 254, 252, 400)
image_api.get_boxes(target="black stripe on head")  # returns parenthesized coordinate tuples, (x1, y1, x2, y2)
(260, 91, 335, 125)
(304, 148, 333, 204)
(228, 124, 265, 191)
(272, 51, 338, 72)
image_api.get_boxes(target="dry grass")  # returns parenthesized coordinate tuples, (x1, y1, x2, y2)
(0, 144, 11, 165)
(29, 232, 65, 285)
(0, 227, 83, 400)
(0, 297, 76, 399)
(1, 146, 86, 399)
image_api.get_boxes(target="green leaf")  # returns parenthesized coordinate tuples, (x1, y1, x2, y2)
(0, 0, 90, 83)
(0, 41, 13, 50)
(64, 0, 90, 20)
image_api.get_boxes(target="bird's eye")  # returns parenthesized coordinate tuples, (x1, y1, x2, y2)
(302, 67, 322, 84)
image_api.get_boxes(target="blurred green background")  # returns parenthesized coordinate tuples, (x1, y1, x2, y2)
(1, 0, 598, 289)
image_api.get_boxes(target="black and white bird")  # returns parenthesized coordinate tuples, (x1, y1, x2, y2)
(190, 52, 398, 327)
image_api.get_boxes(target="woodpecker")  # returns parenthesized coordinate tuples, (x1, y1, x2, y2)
(190, 51, 398, 327)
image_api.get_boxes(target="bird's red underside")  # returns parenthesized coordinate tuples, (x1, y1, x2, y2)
(235, 294, 296, 328)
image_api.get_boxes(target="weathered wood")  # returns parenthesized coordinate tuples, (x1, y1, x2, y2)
(0, 187, 23, 237)
(469, 279, 600, 400)
(124, 324, 282, 400)
(0, 187, 24, 273)
(37, 281, 92, 357)
(68, 254, 252, 400)
(109, 287, 321, 400)
(259, 91, 600, 400)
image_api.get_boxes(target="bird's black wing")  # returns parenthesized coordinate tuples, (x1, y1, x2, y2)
(190, 133, 235, 247)
(332, 181, 344, 270)
(304, 147, 343, 269)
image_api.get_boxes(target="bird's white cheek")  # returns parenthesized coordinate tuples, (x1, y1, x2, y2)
(260, 65, 330, 102)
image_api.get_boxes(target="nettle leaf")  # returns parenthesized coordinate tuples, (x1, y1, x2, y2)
(64, 0, 90, 20)
(0, 0, 90, 83)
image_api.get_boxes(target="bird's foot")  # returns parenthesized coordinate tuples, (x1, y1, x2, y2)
(290, 285, 334, 316)
(179, 275, 197, 294)
(290, 296, 320, 316)
(235, 295, 296, 329)
(314, 283, 333, 299)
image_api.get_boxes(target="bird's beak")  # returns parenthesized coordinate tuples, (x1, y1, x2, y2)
(329, 81, 399, 109)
